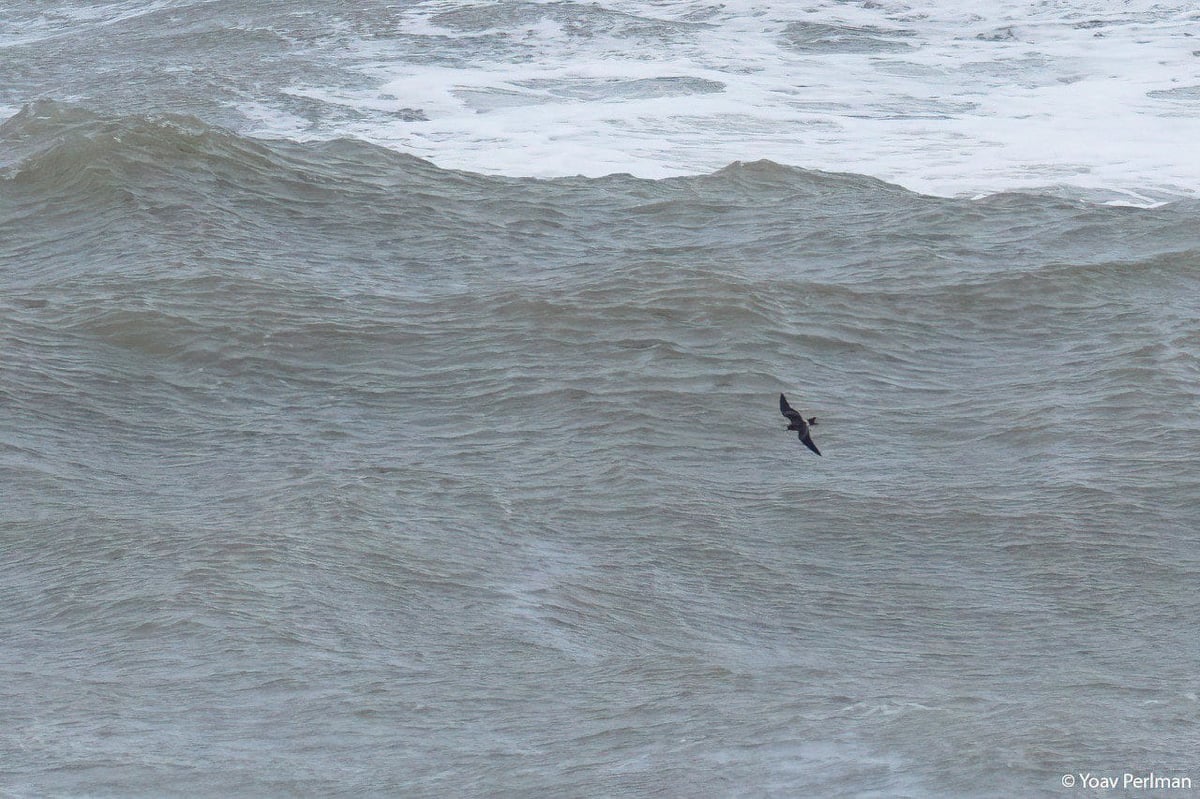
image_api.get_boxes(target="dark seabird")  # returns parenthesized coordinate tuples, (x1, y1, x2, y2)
(779, 393, 821, 455)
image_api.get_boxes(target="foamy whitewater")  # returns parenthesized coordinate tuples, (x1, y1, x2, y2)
(3, 2, 1200, 797)
(258, 0, 1200, 200)
(5, 0, 1200, 197)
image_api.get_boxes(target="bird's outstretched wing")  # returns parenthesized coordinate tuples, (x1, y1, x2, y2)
(779, 393, 802, 421)
(799, 431, 822, 456)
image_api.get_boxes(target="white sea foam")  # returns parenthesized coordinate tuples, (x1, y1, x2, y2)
(6, 0, 1196, 197)
(226, 0, 1200, 197)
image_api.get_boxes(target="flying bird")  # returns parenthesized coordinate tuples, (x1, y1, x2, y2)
(779, 393, 821, 455)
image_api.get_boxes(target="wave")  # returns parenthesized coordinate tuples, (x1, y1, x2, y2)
(7, 102, 1198, 211)
(4, 107, 1199, 720)
(4, 106, 1197, 404)
(4, 103, 1198, 372)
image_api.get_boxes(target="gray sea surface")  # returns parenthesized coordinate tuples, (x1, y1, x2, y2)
(3, 101, 1200, 796)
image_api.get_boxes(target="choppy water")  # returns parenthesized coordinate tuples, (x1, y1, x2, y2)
(5, 0, 1200, 196)
(3, 3, 1200, 798)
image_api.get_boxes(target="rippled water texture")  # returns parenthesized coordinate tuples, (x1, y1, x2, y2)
(3, 104, 1200, 796)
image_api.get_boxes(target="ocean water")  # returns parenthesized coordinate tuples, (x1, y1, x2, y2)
(2, 3, 1200, 798)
